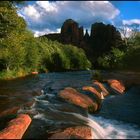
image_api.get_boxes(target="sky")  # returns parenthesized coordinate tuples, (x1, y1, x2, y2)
(18, 1, 140, 37)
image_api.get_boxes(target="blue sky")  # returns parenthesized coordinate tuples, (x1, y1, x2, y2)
(18, 1, 140, 37)
(111, 1, 140, 19)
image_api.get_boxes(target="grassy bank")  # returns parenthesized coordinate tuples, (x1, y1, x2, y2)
(0, 69, 31, 80)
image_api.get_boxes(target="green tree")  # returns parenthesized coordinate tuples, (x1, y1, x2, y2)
(97, 47, 125, 69)
(0, 1, 27, 71)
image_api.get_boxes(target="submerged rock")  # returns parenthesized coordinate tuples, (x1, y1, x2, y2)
(58, 87, 98, 113)
(0, 114, 31, 139)
(48, 125, 92, 139)
(23, 99, 35, 108)
(0, 106, 20, 118)
(107, 79, 125, 94)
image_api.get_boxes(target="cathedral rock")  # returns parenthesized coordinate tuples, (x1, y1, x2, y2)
(44, 19, 88, 48)
(42, 19, 125, 65)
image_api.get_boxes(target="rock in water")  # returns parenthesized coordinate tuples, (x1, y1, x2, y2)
(0, 106, 20, 118)
(93, 80, 109, 97)
(82, 86, 102, 100)
(0, 114, 31, 139)
(58, 87, 98, 113)
(48, 126, 92, 139)
(107, 79, 125, 94)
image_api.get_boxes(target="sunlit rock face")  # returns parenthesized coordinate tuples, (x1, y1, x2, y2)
(48, 125, 92, 139)
(0, 114, 31, 139)
(58, 87, 98, 113)
(107, 79, 125, 94)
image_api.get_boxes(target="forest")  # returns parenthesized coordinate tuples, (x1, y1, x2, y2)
(0, 1, 140, 79)
(0, 1, 91, 79)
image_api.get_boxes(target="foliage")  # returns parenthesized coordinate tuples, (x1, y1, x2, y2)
(97, 31, 140, 71)
(37, 37, 91, 72)
(120, 31, 140, 71)
(0, 1, 91, 79)
(92, 70, 103, 81)
(97, 47, 125, 69)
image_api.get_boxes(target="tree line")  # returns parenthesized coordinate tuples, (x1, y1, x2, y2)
(0, 1, 91, 79)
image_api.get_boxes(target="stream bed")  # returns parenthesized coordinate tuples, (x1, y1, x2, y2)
(0, 71, 140, 139)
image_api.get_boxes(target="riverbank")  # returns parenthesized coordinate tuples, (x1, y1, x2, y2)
(0, 68, 140, 81)
(0, 69, 30, 80)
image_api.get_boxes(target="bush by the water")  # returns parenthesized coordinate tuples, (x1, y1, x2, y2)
(92, 70, 103, 81)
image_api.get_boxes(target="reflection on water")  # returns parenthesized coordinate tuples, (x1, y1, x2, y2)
(0, 71, 140, 139)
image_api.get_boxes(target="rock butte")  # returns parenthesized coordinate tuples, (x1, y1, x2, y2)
(0, 114, 31, 139)
(58, 87, 98, 113)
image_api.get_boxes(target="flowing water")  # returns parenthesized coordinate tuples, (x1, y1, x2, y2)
(0, 71, 140, 139)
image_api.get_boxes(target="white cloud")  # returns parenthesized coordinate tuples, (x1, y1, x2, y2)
(19, 1, 120, 36)
(34, 28, 61, 37)
(23, 5, 41, 21)
(36, 1, 58, 12)
(123, 19, 140, 25)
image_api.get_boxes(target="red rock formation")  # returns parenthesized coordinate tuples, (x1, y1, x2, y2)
(58, 87, 98, 113)
(82, 86, 102, 99)
(79, 26, 84, 41)
(107, 79, 125, 94)
(61, 19, 84, 46)
(0, 114, 31, 139)
(93, 80, 109, 97)
(48, 126, 92, 139)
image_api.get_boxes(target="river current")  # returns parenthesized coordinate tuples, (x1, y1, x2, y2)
(0, 71, 140, 139)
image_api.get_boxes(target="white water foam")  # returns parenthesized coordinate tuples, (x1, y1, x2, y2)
(109, 95, 116, 99)
(17, 101, 38, 115)
(89, 115, 140, 139)
(34, 95, 49, 104)
(72, 113, 105, 139)
(45, 93, 55, 98)
(50, 109, 105, 139)
(34, 113, 45, 119)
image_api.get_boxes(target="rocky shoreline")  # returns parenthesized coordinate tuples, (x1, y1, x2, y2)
(0, 78, 126, 139)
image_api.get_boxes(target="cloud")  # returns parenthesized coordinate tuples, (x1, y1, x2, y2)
(19, 1, 120, 36)
(123, 19, 140, 25)
(34, 28, 61, 37)
(23, 5, 41, 21)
